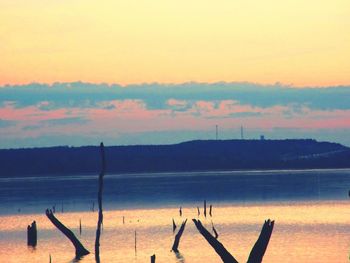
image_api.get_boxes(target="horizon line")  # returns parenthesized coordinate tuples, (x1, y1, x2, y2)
(1, 80, 350, 89)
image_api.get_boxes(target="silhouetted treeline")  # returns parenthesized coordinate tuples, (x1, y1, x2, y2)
(0, 139, 349, 177)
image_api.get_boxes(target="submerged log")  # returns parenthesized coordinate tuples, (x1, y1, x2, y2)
(27, 221, 37, 247)
(95, 142, 106, 263)
(46, 209, 89, 258)
(192, 219, 238, 263)
(192, 219, 274, 263)
(171, 219, 187, 253)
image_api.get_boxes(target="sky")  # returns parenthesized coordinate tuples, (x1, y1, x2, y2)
(1, 1, 350, 148)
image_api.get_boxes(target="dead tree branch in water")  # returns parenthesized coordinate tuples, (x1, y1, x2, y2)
(247, 219, 274, 263)
(46, 209, 89, 258)
(95, 142, 106, 263)
(192, 219, 274, 263)
(171, 219, 187, 253)
(192, 219, 238, 263)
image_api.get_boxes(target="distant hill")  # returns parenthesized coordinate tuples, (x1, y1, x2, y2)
(0, 139, 349, 177)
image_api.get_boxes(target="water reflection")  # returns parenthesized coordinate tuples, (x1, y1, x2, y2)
(0, 201, 349, 263)
(175, 252, 185, 263)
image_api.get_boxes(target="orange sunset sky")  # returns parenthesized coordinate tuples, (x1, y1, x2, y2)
(0, 0, 349, 86)
(1, 1, 350, 148)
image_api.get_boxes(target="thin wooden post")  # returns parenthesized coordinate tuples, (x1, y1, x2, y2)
(134, 230, 137, 255)
(95, 142, 106, 263)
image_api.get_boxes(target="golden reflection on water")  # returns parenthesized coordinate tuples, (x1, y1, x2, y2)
(0, 201, 349, 263)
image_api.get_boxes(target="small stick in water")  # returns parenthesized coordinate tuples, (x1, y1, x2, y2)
(179, 206, 182, 217)
(150, 254, 156, 263)
(204, 200, 207, 218)
(209, 204, 212, 217)
(211, 221, 219, 239)
(172, 218, 177, 233)
(79, 219, 82, 235)
(134, 230, 137, 255)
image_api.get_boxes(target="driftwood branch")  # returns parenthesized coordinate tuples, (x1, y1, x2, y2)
(171, 219, 187, 253)
(192, 219, 238, 263)
(247, 219, 274, 263)
(95, 142, 106, 263)
(46, 209, 89, 258)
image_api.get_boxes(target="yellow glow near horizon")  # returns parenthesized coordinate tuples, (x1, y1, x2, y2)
(1, 0, 349, 86)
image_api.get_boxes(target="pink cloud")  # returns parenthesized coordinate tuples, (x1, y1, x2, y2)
(1, 99, 350, 141)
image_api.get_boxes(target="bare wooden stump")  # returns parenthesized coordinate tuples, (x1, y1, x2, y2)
(27, 221, 37, 247)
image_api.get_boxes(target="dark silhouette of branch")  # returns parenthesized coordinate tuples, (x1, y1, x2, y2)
(211, 221, 219, 239)
(151, 254, 156, 263)
(172, 218, 177, 233)
(192, 219, 238, 263)
(171, 219, 187, 253)
(95, 142, 106, 263)
(193, 219, 274, 263)
(209, 204, 212, 217)
(46, 209, 89, 258)
(204, 200, 207, 217)
(197, 206, 200, 216)
(247, 219, 274, 263)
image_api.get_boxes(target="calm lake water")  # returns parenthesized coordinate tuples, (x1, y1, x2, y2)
(0, 169, 350, 262)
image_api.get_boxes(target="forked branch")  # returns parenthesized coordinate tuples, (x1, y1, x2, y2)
(171, 219, 187, 253)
